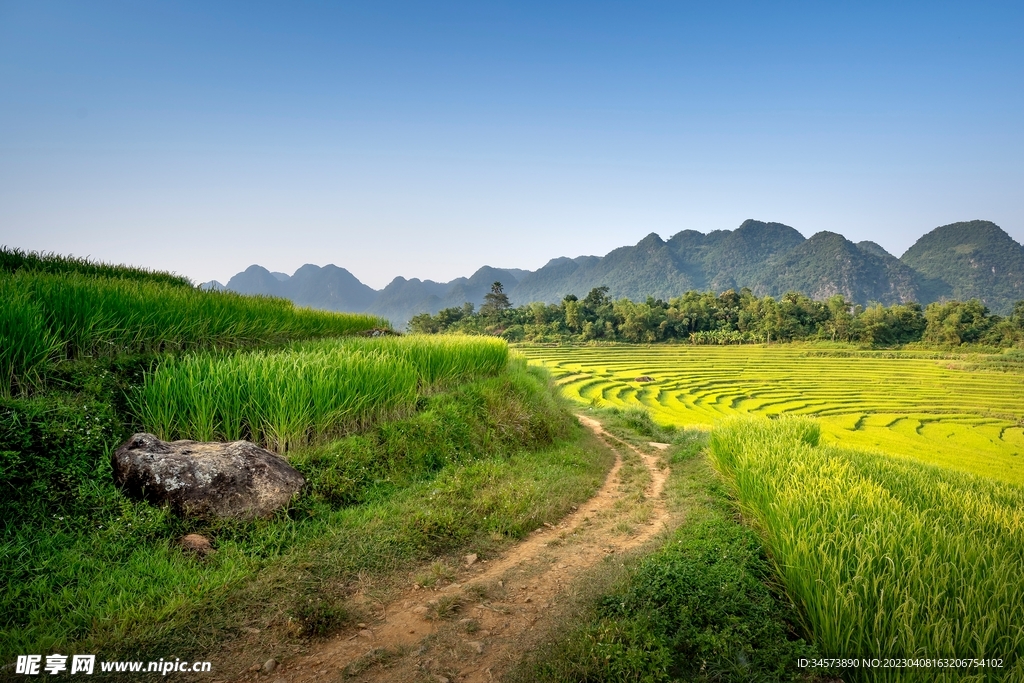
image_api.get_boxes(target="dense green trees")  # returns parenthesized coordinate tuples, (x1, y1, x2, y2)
(409, 286, 1024, 348)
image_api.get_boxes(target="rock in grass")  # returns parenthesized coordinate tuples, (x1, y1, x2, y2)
(178, 533, 215, 557)
(112, 433, 305, 520)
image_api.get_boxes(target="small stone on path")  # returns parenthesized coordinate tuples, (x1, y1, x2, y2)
(465, 553, 478, 566)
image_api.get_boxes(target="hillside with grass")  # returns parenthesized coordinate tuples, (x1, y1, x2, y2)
(0, 249, 615, 673)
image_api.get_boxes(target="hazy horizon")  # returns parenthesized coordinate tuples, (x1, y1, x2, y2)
(2, 2, 1022, 289)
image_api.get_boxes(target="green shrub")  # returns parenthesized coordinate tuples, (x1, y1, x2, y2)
(0, 394, 123, 526)
(621, 405, 658, 437)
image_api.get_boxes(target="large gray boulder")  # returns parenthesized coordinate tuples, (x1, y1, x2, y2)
(112, 433, 305, 520)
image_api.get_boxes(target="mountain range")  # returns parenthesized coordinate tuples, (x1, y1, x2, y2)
(202, 220, 1024, 326)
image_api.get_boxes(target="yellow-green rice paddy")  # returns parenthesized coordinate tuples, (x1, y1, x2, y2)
(520, 344, 1024, 484)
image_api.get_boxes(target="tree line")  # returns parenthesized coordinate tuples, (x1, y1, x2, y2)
(409, 283, 1024, 347)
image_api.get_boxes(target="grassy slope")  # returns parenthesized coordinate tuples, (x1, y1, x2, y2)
(1, 269, 387, 396)
(0, 246, 194, 288)
(519, 344, 1024, 484)
(1, 362, 614, 673)
(3, 256, 612, 675)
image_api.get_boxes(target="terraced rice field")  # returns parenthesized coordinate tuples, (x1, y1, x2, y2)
(519, 345, 1024, 484)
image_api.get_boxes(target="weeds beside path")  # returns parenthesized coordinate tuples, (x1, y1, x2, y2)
(243, 414, 671, 683)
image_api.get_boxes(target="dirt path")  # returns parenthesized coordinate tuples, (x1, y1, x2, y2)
(245, 415, 671, 683)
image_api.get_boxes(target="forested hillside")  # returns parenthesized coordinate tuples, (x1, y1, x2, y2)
(901, 220, 1024, 314)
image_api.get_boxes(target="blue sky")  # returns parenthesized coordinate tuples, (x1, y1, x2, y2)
(2, 1, 1022, 288)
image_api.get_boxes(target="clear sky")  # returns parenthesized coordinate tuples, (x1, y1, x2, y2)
(2, 1, 1022, 288)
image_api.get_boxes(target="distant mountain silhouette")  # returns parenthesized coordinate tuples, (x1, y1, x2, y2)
(225, 263, 376, 312)
(214, 219, 1024, 326)
(365, 266, 525, 325)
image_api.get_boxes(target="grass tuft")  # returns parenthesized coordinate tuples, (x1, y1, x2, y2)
(427, 595, 464, 621)
(294, 596, 351, 638)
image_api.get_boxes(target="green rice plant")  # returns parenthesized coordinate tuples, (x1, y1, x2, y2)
(136, 346, 419, 451)
(520, 344, 1024, 484)
(1, 245, 194, 287)
(299, 334, 509, 388)
(708, 416, 1024, 682)
(0, 270, 387, 393)
(0, 278, 60, 395)
(136, 336, 510, 451)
